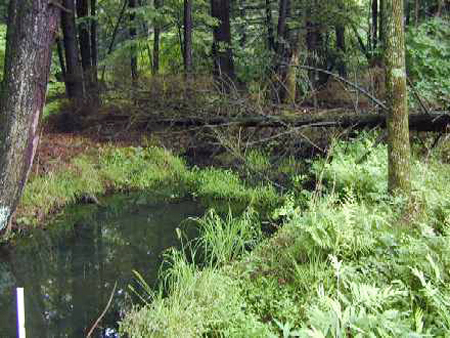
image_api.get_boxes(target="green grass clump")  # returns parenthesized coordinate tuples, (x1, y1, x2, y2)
(120, 250, 273, 337)
(18, 145, 279, 227)
(18, 147, 193, 226)
(193, 208, 262, 267)
(196, 167, 279, 212)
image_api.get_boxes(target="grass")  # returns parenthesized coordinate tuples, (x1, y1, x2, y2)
(14, 144, 279, 230)
(119, 131, 450, 337)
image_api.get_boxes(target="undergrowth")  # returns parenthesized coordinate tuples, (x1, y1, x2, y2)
(120, 131, 450, 337)
(15, 145, 279, 229)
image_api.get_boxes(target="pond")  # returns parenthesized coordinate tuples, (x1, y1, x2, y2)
(0, 193, 204, 337)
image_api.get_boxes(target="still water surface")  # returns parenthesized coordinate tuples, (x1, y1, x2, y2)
(0, 193, 203, 337)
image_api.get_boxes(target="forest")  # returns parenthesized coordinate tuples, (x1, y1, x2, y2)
(0, 0, 450, 336)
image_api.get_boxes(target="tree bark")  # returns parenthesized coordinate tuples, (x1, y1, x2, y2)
(211, 0, 236, 91)
(91, 0, 98, 72)
(0, 0, 60, 231)
(153, 0, 162, 75)
(133, 112, 450, 132)
(56, 36, 67, 81)
(77, 0, 97, 103)
(183, 0, 193, 76)
(272, 0, 292, 102)
(61, 0, 85, 100)
(372, 0, 378, 50)
(129, 0, 139, 82)
(90, 0, 99, 101)
(384, 0, 411, 195)
(265, 0, 275, 51)
(335, 25, 347, 78)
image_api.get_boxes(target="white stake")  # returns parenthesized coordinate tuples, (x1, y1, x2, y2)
(16, 287, 26, 338)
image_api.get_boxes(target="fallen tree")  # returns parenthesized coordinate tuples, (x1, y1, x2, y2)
(149, 112, 450, 132)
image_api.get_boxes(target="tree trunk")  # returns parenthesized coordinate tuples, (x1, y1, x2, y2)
(90, 0, 99, 100)
(211, 0, 236, 91)
(0, 0, 60, 231)
(91, 0, 98, 71)
(77, 0, 96, 102)
(284, 40, 299, 104)
(379, 0, 385, 43)
(306, 0, 327, 87)
(276, 0, 289, 55)
(336, 25, 347, 78)
(129, 0, 139, 82)
(153, 0, 161, 75)
(56, 36, 67, 80)
(56, 36, 69, 97)
(272, 0, 292, 102)
(384, 0, 411, 196)
(135, 112, 450, 132)
(183, 0, 193, 76)
(265, 0, 275, 51)
(372, 0, 378, 50)
(101, 0, 128, 81)
(61, 0, 84, 100)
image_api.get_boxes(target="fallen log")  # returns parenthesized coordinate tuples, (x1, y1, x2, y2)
(152, 112, 450, 132)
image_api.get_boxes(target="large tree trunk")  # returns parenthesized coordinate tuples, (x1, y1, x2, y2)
(384, 0, 411, 195)
(0, 1, 60, 231)
(61, 0, 85, 100)
(211, 0, 236, 91)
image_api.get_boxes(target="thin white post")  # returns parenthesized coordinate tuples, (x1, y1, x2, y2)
(16, 287, 26, 338)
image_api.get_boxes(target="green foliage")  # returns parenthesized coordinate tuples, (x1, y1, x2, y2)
(120, 249, 273, 337)
(99, 146, 191, 191)
(287, 194, 390, 260)
(312, 132, 388, 201)
(19, 145, 279, 227)
(196, 167, 279, 211)
(406, 18, 450, 107)
(193, 208, 262, 267)
(121, 133, 450, 337)
(19, 147, 193, 226)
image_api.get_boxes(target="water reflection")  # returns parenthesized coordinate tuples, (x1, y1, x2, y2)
(0, 194, 203, 337)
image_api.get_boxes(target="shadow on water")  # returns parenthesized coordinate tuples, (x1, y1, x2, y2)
(0, 193, 204, 337)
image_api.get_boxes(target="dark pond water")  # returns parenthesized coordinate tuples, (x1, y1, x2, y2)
(0, 193, 204, 338)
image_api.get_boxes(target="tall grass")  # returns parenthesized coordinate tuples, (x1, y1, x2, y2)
(193, 208, 262, 267)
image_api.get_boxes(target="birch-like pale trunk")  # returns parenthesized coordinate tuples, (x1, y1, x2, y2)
(0, 0, 60, 231)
